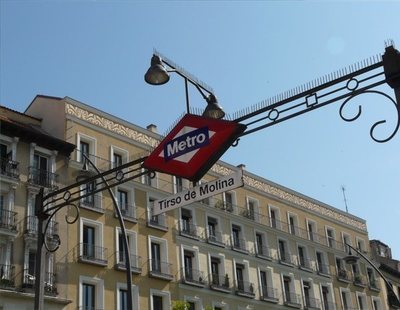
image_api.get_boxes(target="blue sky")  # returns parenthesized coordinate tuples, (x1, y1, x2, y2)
(1, 1, 399, 258)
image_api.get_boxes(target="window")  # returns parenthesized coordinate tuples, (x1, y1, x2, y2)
(307, 220, 317, 241)
(148, 197, 167, 230)
(255, 232, 270, 258)
(283, 275, 299, 305)
(340, 289, 352, 309)
(114, 153, 123, 168)
(231, 224, 247, 252)
(357, 293, 367, 310)
(180, 208, 196, 237)
(245, 197, 257, 220)
(79, 219, 106, 265)
(174, 176, 183, 193)
(372, 296, 383, 310)
(32, 153, 49, 186)
(326, 227, 335, 248)
(211, 257, 220, 285)
(184, 250, 194, 281)
(321, 285, 331, 310)
(223, 191, 234, 211)
(269, 206, 280, 229)
(298, 245, 311, 270)
(150, 289, 170, 310)
(116, 283, 138, 310)
(80, 141, 90, 162)
(342, 233, 351, 252)
(149, 237, 171, 280)
(236, 263, 245, 291)
(207, 216, 223, 245)
(79, 276, 103, 310)
(117, 188, 135, 220)
(316, 251, 329, 275)
(288, 213, 298, 235)
(356, 238, 366, 253)
(77, 133, 96, 164)
(260, 268, 276, 300)
(81, 180, 101, 210)
(278, 239, 292, 265)
(116, 228, 139, 272)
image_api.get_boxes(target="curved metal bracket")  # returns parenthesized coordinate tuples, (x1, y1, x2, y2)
(339, 90, 400, 143)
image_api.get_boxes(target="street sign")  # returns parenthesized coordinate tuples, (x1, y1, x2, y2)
(143, 114, 246, 181)
(152, 169, 244, 216)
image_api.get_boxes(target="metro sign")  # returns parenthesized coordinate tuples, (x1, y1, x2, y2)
(143, 114, 246, 181)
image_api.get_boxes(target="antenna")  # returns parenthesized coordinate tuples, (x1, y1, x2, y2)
(341, 185, 349, 213)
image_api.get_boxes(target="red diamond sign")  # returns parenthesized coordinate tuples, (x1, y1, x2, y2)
(143, 114, 246, 181)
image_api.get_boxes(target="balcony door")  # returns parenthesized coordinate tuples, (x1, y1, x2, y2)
(83, 225, 95, 258)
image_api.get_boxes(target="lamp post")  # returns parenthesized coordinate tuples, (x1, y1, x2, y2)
(34, 154, 150, 310)
(343, 243, 400, 309)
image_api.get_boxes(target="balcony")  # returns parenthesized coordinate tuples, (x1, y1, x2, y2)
(322, 302, 337, 310)
(21, 269, 57, 295)
(118, 204, 137, 222)
(0, 264, 15, 289)
(235, 280, 255, 298)
(279, 252, 297, 267)
(316, 263, 331, 277)
(255, 246, 273, 260)
(284, 292, 302, 308)
(0, 157, 19, 180)
(24, 216, 59, 240)
(337, 269, 352, 283)
(214, 199, 234, 212)
(368, 279, 381, 291)
(260, 285, 279, 303)
(149, 259, 173, 281)
(209, 273, 231, 293)
(304, 297, 322, 309)
(115, 251, 142, 274)
(178, 220, 199, 240)
(181, 268, 206, 287)
(28, 167, 58, 189)
(239, 208, 256, 221)
(298, 257, 314, 272)
(78, 243, 108, 266)
(353, 273, 367, 287)
(231, 237, 248, 254)
(206, 229, 225, 247)
(79, 194, 103, 213)
(0, 209, 17, 234)
(147, 214, 168, 231)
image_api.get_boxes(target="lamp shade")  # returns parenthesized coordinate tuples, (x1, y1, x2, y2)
(144, 55, 170, 85)
(202, 94, 225, 119)
(343, 254, 360, 265)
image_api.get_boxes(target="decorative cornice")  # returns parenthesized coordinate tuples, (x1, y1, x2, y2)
(65, 103, 366, 232)
(211, 163, 367, 232)
(65, 103, 159, 148)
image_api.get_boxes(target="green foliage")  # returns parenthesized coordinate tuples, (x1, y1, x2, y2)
(172, 300, 190, 310)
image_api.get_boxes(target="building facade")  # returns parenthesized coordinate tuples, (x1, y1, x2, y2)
(0, 95, 394, 309)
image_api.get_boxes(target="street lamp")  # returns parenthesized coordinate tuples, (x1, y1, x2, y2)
(343, 243, 400, 309)
(34, 154, 149, 310)
(144, 53, 225, 119)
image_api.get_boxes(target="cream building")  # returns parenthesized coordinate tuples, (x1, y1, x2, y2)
(0, 95, 393, 309)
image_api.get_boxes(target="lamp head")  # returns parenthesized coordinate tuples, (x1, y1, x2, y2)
(144, 55, 170, 85)
(343, 253, 360, 265)
(202, 94, 225, 119)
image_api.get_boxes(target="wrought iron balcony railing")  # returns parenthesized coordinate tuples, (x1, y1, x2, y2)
(235, 280, 255, 298)
(298, 257, 314, 271)
(115, 251, 142, 273)
(206, 229, 225, 246)
(209, 273, 231, 292)
(0, 209, 17, 232)
(147, 213, 168, 231)
(22, 269, 57, 295)
(78, 243, 108, 266)
(304, 297, 322, 309)
(0, 264, 15, 288)
(317, 263, 331, 276)
(261, 285, 279, 302)
(25, 216, 58, 238)
(284, 292, 302, 307)
(353, 273, 367, 287)
(119, 204, 137, 221)
(0, 157, 19, 179)
(79, 194, 103, 212)
(148, 259, 173, 280)
(179, 220, 199, 239)
(255, 245, 273, 260)
(231, 236, 248, 253)
(337, 269, 352, 282)
(28, 167, 58, 188)
(181, 267, 206, 286)
(279, 252, 297, 266)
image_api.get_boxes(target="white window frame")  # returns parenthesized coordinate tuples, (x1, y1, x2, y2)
(148, 236, 169, 272)
(277, 237, 292, 264)
(231, 222, 246, 251)
(280, 273, 297, 304)
(301, 278, 317, 307)
(184, 295, 202, 310)
(355, 237, 366, 253)
(142, 168, 158, 188)
(223, 190, 236, 211)
(371, 296, 383, 310)
(233, 258, 251, 290)
(180, 245, 200, 280)
(356, 291, 368, 310)
(254, 230, 270, 256)
(115, 184, 136, 220)
(287, 211, 299, 235)
(115, 227, 137, 267)
(269, 205, 281, 229)
(258, 266, 275, 296)
(325, 226, 336, 248)
(110, 145, 129, 169)
(79, 275, 104, 310)
(147, 194, 167, 230)
(306, 219, 317, 241)
(80, 218, 104, 258)
(297, 242, 311, 269)
(116, 282, 139, 310)
(245, 196, 259, 221)
(340, 287, 353, 309)
(77, 133, 97, 164)
(150, 288, 170, 310)
(319, 283, 335, 310)
(208, 252, 227, 280)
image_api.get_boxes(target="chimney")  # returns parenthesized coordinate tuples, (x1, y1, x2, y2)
(237, 164, 246, 170)
(147, 124, 158, 133)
